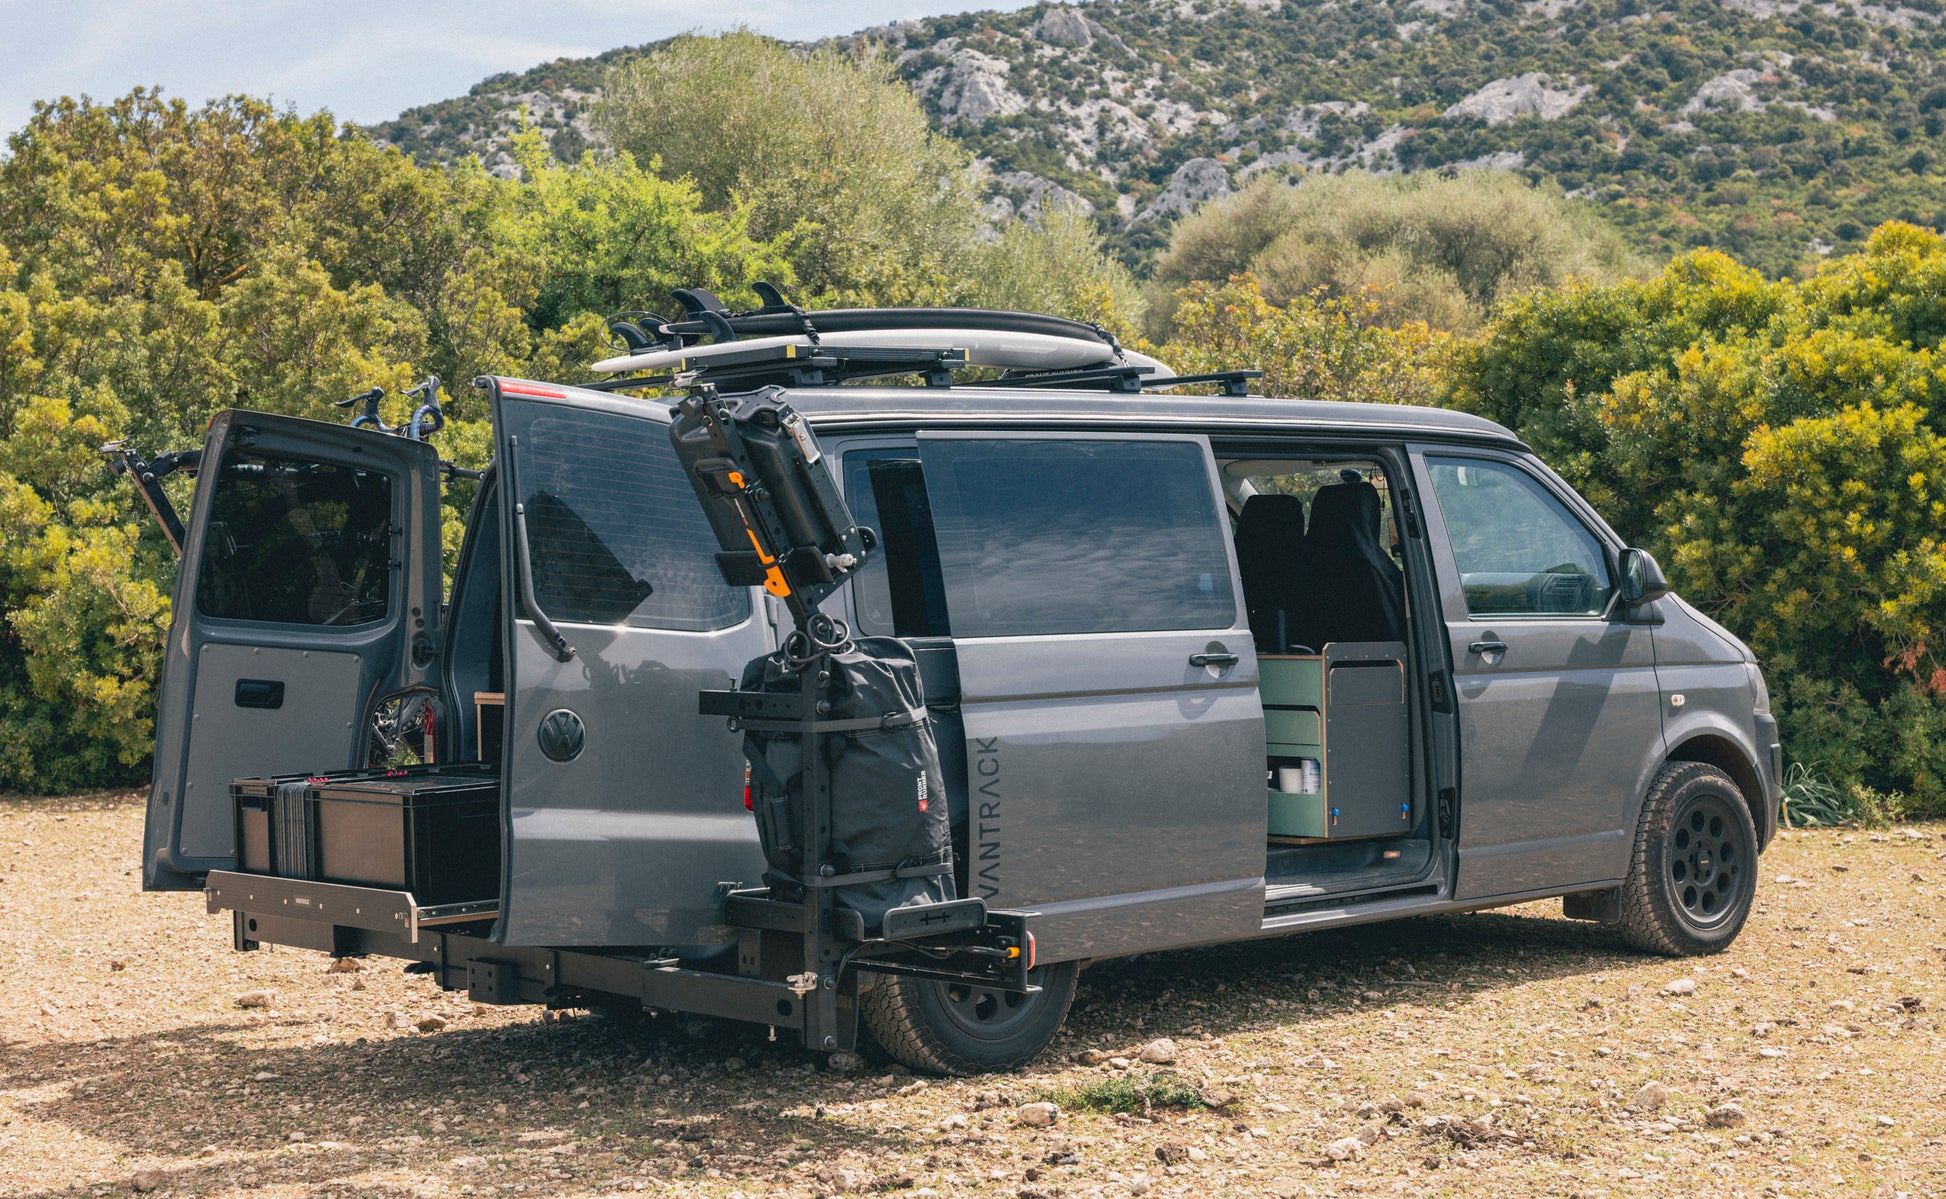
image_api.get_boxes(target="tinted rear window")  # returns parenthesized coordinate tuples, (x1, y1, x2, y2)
(503, 399, 749, 631)
(919, 437, 1236, 637)
(197, 451, 393, 627)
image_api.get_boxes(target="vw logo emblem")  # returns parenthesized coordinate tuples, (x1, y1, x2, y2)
(537, 708, 586, 763)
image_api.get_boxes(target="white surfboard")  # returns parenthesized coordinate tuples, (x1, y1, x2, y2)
(591, 327, 1171, 378)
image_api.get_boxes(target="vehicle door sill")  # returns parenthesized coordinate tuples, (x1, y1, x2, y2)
(1262, 880, 1442, 919)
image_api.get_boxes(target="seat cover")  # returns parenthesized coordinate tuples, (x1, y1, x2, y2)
(1234, 493, 1308, 653)
(1297, 480, 1405, 646)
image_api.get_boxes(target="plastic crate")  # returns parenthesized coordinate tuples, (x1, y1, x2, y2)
(308, 770, 499, 906)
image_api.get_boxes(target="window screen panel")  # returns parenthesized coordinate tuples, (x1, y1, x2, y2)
(196, 452, 393, 627)
(503, 400, 749, 631)
(919, 437, 1236, 637)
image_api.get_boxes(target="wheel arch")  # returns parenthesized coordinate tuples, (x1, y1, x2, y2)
(1666, 731, 1772, 850)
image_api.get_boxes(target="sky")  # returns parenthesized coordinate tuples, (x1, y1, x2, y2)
(1, 0, 1034, 141)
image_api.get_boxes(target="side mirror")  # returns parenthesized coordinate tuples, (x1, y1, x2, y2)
(1619, 547, 1670, 607)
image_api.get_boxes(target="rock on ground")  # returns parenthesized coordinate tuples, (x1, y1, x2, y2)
(1017, 1101, 1060, 1127)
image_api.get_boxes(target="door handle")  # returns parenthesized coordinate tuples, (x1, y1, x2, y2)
(1190, 652, 1239, 668)
(234, 678, 285, 709)
(1467, 640, 1509, 656)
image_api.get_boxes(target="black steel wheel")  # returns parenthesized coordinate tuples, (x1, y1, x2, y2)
(1619, 761, 1759, 955)
(860, 961, 1078, 1076)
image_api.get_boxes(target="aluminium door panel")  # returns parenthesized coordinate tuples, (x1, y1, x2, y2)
(489, 381, 770, 949)
(1413, 450, 1664, 900)
(144, 410, 442, 889)
(916, 432, 1266, 961)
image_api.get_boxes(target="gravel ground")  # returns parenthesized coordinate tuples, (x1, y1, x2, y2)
(3, 791, 1943, 1199)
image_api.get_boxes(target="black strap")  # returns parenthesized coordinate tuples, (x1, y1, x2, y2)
(788, 853, 954, 889)
(738, 706, 927, 735)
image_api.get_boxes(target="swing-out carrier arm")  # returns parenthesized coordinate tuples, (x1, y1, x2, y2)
(673, 382, 1038, 1054)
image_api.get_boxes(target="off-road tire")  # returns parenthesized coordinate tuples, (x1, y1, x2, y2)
(859, 961, 1078, 1076)
(1619, 761, 1758, 956)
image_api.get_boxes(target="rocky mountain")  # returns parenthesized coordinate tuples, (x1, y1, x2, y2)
(367, 0, 1946, 276)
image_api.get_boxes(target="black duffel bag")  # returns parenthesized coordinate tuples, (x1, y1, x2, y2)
(738, 635, 956, 934)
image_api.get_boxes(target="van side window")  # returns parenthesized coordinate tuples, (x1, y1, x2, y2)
(196, 451, 394, 627)
(920, 438, 1236, 636)
(501, 401, 751, 631)
(843, 450, 952, 637)
(1426, 456, 1614, 617)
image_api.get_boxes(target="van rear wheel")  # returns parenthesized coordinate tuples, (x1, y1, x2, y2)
(860, 961, 1078, 1075)
(1619, 762, 1758, 956)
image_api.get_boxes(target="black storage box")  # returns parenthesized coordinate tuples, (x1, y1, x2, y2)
(231, 776, 316, 879)
(308, 769, 500, 906)
(232, 763, 498, 906)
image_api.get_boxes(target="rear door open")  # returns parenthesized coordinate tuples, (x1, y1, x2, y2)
(144, 411, 443, 890)
(485, 379, 770, 950)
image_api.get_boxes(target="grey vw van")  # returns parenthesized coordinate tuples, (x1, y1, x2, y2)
(133, 306, 1780, 1075)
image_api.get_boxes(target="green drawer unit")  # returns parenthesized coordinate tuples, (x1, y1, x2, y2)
(1260, 655, 1323, 707)
(1268, 788, 1330, 838)
(1264, 707, 1321, 748)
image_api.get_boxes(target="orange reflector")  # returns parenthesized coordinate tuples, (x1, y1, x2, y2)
(498, 380, 568, 399)
(1025, 931, 1037, 971)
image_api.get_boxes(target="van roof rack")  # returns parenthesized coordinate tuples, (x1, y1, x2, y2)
(587, 287, 1262, 397)
(580, 343, 970, 394)
(580, 350, 1262, 399)
(602, 286, 1124, 356)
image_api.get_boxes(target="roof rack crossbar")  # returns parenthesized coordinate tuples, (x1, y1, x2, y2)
(1143, 370, 1264, 397)
(982, 367, 1263, 396)
(986, 365, 1150, 393)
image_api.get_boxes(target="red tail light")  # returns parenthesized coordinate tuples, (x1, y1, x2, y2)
(743, 763, 753, 812)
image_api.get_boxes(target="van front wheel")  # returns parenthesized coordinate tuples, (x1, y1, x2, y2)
(859, 961, 1078, 1075)
(1619, 761, 1758, 956)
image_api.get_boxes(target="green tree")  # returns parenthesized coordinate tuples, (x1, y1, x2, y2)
(1160, 275, 1450, 406)
(494, 131, 792, 343)
(1146, 170, 1645, 337)
(1451, 224, 1946, 813)
(965, 201, 1145, 338)
(0, 89, 794, 792)
(594, 30, 985, 306)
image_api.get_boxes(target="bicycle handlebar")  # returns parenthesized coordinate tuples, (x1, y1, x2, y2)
(334, 378, 444, 442)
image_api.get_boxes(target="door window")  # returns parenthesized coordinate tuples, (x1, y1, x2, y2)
(919, 438, 1236, 637)
(196, 451, 394, 627)
(501, 400, 749, 631)
(1425, 456, 1614, 617)
(843, 449, 952, 638)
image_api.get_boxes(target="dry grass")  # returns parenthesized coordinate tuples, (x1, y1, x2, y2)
(3, 791, 1944, 1198)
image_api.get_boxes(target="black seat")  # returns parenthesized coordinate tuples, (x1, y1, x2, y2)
(1294, 479, 1404, 646)
(1233, 493, 1307, 654)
